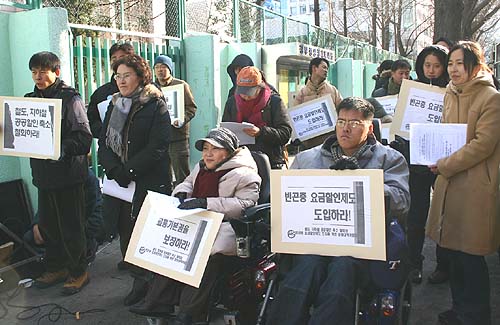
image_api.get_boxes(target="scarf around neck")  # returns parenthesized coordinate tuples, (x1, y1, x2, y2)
(387, 78, 401, 95)
(235, 85, 271, 128)
(329, 139, 371, 170)
(106, 86, 143, 160)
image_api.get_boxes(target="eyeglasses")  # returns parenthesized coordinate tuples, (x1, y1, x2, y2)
(114, 73, 135, 81)
(336, 119, 367, 129)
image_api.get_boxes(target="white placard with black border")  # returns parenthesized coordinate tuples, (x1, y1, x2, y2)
(271, 169, 386, 261)
(390, 79, 446, 139)
(288, 95, 337, 142)
(0, 96, 61, 160)
(125, 191, 223, 288)
(161, 84, 185, 124)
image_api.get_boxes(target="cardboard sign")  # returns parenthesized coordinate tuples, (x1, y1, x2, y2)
(161, 84, 185, 124)
(288, 95, 337, 141)
(125, 191, 223, 288)
(390, 80, 446, 139)
(375, 95, 398, 116)
(271, 169, 386, 261)
(0, 96, 61, 159)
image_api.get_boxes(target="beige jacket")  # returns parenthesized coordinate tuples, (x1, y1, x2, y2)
(426, 71, 500, 256)
(173, 147, 261, 255)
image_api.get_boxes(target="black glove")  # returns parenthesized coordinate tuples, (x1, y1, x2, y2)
(330, 158, 358, 170)
(178, 198, 207, 210)
(174, 192, 188, 203)
(108, 166, 131, 188)
(389, 135, 410, 163)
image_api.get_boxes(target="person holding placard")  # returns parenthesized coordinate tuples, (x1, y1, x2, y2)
(402, 44, 451, 285)
(372, 59, 412, 97)
(427, 41, 500, 325)
(98, 54, 172, 306)
(222, 66, 292, 169)
(154, 55, 197, 187)
(267, 97, 410, 325)
(130, 127, 261, 324)
(26, 52, 93, 295)
(292, 57, 343, 149)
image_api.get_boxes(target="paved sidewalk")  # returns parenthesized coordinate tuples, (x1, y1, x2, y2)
(0, 238, 498, 324)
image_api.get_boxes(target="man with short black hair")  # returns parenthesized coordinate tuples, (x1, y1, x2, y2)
(373, 59, 412, 97)
(293, 57, 343, 149)
(26, 51, 92, 295)
(154, 55, 197, 187)
(267, 97, 409, 325)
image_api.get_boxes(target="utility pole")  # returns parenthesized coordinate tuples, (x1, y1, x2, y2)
(314, 0, 320, 26)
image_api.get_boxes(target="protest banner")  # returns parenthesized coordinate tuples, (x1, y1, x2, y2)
(270, 169, 386, 261)
(125, 191, 223, 288)
(375, 95, 398, 116)
(390, 80, 446, 139)
(0, 96, 61, 160)
(161, 84, 185, 123)
(409, 123, 467, 165)
(288, 95, 336, 141)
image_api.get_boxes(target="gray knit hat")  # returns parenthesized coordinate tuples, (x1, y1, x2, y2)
(154, 55, 173, 74)
(195, 127, 240, 153)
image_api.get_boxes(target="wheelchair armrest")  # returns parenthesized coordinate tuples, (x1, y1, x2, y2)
(243, 203, 271, 222)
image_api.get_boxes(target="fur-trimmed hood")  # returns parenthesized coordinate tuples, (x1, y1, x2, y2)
(111, 83, 163, 106)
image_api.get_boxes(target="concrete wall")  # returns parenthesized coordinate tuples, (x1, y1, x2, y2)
(0, 8, 72, 212)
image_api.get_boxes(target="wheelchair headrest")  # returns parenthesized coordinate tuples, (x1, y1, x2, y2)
(372, 118, 382, 142)
(251, 151, 271, 204)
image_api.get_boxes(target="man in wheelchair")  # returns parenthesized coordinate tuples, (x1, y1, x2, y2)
(267, 97, 410, 325)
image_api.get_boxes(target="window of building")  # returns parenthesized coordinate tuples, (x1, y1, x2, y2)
(290, 6, 297, 15)
(300, 5, 306, 14)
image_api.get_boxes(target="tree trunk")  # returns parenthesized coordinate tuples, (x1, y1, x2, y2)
(371, 0, 377, 47)
(434, 0, 463, 43)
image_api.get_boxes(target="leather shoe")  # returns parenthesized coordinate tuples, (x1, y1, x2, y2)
(124, 278, 149, 306)
(438, 309, 462, 325)
(428, 269, 449, 284)
(409, 268, 422, 284)
(129, 299, 174, 317)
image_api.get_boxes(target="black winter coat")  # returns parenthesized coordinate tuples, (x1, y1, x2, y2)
(87, 77, 119, 138)
(222, 91, 292, 168)
(98, 84, 172, 217)
(25, 79, 92, 190)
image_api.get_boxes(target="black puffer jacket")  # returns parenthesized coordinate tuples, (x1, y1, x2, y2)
(25, 79, 92, 190)
(415, 45, 449, 88)
(87, 77, 119, 138)
(98, 84, 172, 217)
(222, 89, 292, 168)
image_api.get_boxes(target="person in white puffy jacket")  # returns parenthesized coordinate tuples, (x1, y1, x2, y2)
(130, 127, 261, 325)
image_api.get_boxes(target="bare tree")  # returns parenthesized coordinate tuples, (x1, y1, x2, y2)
(434, 0, 500, 42)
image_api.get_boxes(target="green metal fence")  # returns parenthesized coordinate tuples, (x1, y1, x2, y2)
(0, 0, 41, 10)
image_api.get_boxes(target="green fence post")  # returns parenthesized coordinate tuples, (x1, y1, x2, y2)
(75, 36, 85, 101)
(85, 36, 94, 104)
(95, 38, 103, 88)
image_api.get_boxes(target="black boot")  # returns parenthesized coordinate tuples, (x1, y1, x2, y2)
(129, 299, 174, 317)
(124, 278, 149, 306)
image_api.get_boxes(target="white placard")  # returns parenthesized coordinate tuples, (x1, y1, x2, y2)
(219, 122, 256, 145)
(125, 191, 223, 288)
(288, 95, 337, 141)
(0, 96, 61, 159)
(97, 97, 112, 122)
(391, 80, 446, 139)
(409, 123, 467, 165)
(271, 169, 386, 261)
(102, 175, 136, 203)
(375, 95, 398, 116)
(161, 84, 185, 124)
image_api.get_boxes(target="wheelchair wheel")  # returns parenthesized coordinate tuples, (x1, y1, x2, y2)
(396, 280, 412, 325)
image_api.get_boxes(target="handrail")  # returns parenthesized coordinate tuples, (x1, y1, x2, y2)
(68, 23, 181, 41)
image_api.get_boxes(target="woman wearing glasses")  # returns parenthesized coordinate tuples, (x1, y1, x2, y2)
(98, 54, 172, 306)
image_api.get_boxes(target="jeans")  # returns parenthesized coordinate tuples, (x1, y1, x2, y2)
(444, 247, 491, 325)
(267, 255, 369, 325)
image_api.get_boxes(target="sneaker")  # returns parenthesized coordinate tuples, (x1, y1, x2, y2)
(34, 270, 69, 289)
(428, 269, 449, 284)
(61, 271, 90, 295)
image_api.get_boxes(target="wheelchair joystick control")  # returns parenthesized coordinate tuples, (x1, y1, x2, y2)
(236, 236, 251, 258)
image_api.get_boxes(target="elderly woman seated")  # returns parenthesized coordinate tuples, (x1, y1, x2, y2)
(129, 127, 261, 325)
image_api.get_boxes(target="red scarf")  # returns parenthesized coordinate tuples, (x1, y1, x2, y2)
(192, 168, 233, 198)
(234, 85, 271, 128)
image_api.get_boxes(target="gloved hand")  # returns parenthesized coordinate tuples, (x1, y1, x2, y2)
(389, 135, 410, 163)
(108, 166, 131, 188)
(178, 198, 207, 210)
(330, 158, 358, 170)
(174, 192, 188, 203)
